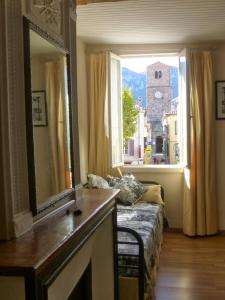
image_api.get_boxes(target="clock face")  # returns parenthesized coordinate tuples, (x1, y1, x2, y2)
(155, 91, 162, 99)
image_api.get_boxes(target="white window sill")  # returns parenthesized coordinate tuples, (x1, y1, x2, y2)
(120, 164, 185, 174)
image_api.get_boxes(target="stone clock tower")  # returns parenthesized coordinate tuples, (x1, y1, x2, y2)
(146, 62, 173, 157)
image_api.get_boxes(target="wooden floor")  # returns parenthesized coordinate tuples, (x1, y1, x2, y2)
(155, 232, 225, 300)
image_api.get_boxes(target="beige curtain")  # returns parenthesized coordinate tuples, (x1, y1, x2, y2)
(183, 50, 217, 236)
(87, 53, 112, 178)
(46, 57, 70, 194)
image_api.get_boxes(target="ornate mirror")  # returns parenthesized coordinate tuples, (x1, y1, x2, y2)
(23, 17, 78, 216)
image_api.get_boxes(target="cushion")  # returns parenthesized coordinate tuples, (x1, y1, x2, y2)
(139, 185, 164, 206)
(112, 181, 136, 206)
(107, 174, 146, 205)
(122, 174, 146, 199)
(87, 174, 110, 189)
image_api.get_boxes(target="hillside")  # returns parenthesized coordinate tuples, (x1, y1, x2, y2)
(122, 67, 147, 108)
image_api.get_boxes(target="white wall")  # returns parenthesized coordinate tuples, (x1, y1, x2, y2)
(137, 171, 183, 229)
(214, 44, 225, 230)
(77, 38, 89, 184)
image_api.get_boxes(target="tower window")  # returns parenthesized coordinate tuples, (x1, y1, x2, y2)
(155, 70, 162, 79)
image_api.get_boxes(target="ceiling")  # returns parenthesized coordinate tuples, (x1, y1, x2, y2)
(77, 0, 225, 44)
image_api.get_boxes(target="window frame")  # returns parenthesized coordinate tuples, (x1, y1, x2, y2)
(108, 52, 124, 168)
(178, 48, 190, 167)
(109, 52, 189, 170)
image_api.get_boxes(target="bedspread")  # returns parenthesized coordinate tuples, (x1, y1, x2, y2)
(117, 203, 164, 292)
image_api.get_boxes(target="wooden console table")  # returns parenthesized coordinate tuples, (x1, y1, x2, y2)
(0, 189, 119, 300)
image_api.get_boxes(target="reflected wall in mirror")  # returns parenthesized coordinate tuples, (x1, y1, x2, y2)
(24, 18, 74, 215)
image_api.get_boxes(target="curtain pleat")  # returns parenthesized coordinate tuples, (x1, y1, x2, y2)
(183, 50, 217, 236)
(45, 57, 69, 194)
(87, 53, 111, 177)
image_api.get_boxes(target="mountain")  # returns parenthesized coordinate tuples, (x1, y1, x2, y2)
(122, 67, 147, 108)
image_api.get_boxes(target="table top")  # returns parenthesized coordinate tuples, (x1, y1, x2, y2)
(0, 188, 119, 275)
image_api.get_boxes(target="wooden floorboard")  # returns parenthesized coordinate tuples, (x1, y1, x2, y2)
(156, 232, 225, 300)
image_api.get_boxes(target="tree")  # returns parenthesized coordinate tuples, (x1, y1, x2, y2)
(123, 88, 138, 148)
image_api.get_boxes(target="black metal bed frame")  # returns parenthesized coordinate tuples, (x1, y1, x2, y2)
(116, 181, 164, 300)
(117, 226, 145, 300)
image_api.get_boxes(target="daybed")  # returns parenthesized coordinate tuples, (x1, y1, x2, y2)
(117, 181, 165, 300)
(86, 175, 166, 300)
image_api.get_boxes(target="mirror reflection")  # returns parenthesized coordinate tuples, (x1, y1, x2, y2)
(30, 30, 72, 207)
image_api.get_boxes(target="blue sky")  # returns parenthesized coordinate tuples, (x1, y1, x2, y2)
(121, 56, 179, 73)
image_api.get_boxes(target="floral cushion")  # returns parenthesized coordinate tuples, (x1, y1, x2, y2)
(122, 174, 146, 199)
(112, 181, 136, 206)
(87, 174, 110, 189)
(107, 174, 146, 206)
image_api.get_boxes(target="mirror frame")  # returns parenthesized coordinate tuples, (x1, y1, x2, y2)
(23, 17, 79, 216)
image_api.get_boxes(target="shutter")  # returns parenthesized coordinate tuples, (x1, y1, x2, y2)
(108, 52, 124, 167)
(179, 48, 190, 166)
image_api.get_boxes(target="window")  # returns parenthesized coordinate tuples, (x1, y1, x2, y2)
(175, 120, 178, 135)
(155, 70, 162, 79)
(155, 136, 163, 153)
(179, 49, 189, 166)
(109, 53, 123, 167)
(109, 52, 188, 167)
(129, 139, 135, 156)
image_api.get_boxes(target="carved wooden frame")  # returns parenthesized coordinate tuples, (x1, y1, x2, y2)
(23, 16, 79, 217)
(69, 16, 82, 187)
(24, 0, 68, 50)
(69, 0, 76, 21)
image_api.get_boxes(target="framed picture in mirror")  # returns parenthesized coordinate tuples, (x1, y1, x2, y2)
(216, 80, 225, 120)
(32, 90, 48, 126)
